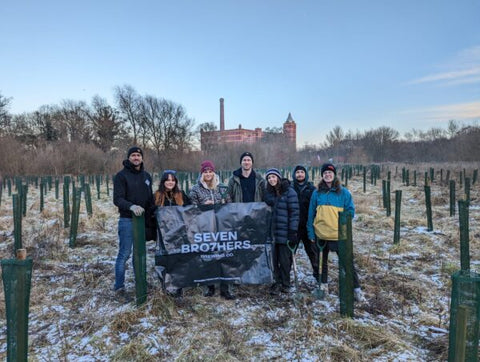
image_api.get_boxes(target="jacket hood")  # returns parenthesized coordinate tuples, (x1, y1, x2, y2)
(292, 165, 309, 184)
(123, 159, 144, 173)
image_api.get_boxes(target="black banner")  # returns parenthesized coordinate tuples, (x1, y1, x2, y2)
(155, 202, 274, 289)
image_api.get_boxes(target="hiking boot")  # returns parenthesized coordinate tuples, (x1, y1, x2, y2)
(270, 283, 282, 296)
(167, 288, 183, 298)
(220, 290, 236, 300)
(115, 287, 133, 303)
(354, 288, 366, 303)
(204, 285, 215, 297)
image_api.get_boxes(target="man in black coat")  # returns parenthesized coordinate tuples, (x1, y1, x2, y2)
(292, 165, 320, 281)
(113, 146, 154, 300)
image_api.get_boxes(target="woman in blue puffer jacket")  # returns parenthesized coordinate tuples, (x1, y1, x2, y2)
(264, 168, 299, 295)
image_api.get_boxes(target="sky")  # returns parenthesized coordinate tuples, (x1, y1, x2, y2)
(1, 0, 479, 147)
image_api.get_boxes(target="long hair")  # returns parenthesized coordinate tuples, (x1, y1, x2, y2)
(266, 175, 283, 196)
(155, 172, 184, 206)
(317, 176, 342, 194)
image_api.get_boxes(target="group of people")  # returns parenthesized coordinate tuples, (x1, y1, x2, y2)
(113, 146, 365, 302)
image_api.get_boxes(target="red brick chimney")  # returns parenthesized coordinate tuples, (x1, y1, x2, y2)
(219, 98, 225, 131)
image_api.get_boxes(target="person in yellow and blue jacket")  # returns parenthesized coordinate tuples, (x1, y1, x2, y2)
(307, 163, 366, 303)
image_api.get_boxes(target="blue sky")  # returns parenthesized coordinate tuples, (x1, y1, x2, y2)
(1, 0, 479, 147)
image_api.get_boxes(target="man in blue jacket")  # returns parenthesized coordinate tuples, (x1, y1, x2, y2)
(113, 146, 154, 300)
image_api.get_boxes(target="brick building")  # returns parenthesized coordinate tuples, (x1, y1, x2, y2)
(200, 98, 297, 151)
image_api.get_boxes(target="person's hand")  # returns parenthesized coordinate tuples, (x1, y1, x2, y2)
(204, 199, 214, 205)
(130, 205, 145, 216)
(288, 230, 298, 244)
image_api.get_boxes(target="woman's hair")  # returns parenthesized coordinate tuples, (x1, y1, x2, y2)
(158, 172, 180, 194)
(266, 175, 282, 196)
(201, 171, 216, 189)
(317, 177, 342, 194)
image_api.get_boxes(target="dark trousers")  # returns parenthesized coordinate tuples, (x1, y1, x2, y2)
(295, 238, 320, 280)
(274, 243, 293, 287)
(320, 240, 360, 289)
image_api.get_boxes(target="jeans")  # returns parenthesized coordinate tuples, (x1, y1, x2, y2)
(114, 218, 134, 290)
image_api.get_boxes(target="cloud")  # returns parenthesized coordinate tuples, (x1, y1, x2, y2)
(406, 45, 480, 86)
(401, 101, 480, 121)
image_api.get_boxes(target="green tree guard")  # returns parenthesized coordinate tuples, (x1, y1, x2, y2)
(446, 169, 450, 184)
(344, 169, 348, 187)
(459, 171, 463, 189)
(106, 175, 110, 196)
(95, 175, 101, 200)
(402, 167, 405, 184)
(1, 258, 33, 362)
(55, 178, 59, 200)
(473, 169, 478, 185)
(21, 184, 27, 217)
(448, 271, 480, 362)
(394, 190, 402, 244)
(458, 200, 470, 271)
(464, 178, 470, 204)
(8, 178, 12, 196)
(40, 182, 44, 212)
(69, 188, 82, 247)
(430, 167, 434, 182)
(413, 170, 417, 187)
(424, 185, 433, 231)
(450, 180, 456, 217)
(386, 180, 391, 217)
(406, 169, 409, 186)
(0, 180, 3, 206)
(47, 175, 52, 191)
(132, 214, 147, 306)
(84, 183, 93, 217)
(363, 167, 366, 193)
(424, 172, 429, 187)
(63, 180, 70, 228)
(338, 211, 354, 318)
(382, 180, 387, 209)
(34, 177, 38, 188)
(13, 194, 22, 254)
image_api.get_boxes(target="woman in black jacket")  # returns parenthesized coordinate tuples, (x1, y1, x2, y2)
(264, 168, 299, 295)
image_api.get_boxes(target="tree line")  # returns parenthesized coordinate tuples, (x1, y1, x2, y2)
(0, 87, 479, 177)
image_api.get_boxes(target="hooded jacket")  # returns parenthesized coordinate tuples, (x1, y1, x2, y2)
(307, 181, 355, 241)
(113, 159, 154, 218)
(264, 179, 300, 244)
(291, 165, 315, 241)
(227, 168, 265, 203)
(189, 173, 226, 205)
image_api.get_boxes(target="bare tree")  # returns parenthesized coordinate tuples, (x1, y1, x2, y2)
(114, 85, 143, 145)
(58, 100, 90, 142)
(87, 95, 124, 151)
(0, 92, 12, 135)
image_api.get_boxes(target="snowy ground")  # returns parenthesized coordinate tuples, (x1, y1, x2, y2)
(0, 164, 479, 361)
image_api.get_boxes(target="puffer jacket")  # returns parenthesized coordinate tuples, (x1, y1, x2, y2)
(307, 183, 355, 241)
(227, 168, 265, 202)
(189, 173, 225, 205)
(292, 166, 315, 242)
(264, 179, 300, 244)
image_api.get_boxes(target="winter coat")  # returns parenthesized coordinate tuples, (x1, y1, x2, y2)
(154, 190, 191, 207)
(292, 168, 315, 242)
(307, 182, 355, 241)
(189, 173, 226, 205)
(264, 179, 300, 244)
(113, 159, 154, 219)
(227, 168, 265, 203)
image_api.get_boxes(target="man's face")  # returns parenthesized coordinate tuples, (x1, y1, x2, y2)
(241, 156, 253, 171)
(129, 152, 143, 167)
(295, 169, 306, 182)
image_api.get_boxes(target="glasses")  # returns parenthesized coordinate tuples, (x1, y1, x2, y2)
(163, 169, 177, 175)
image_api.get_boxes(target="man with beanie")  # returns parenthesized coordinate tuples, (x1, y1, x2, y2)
(292, 165, 319, 282)
(227, 151, 265, 203)
(113, 146, 154, 301)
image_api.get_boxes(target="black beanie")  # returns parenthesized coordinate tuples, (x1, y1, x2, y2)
(127, 146, 143, 158)
(293, 165, 307, 174)
(321, 163, 336, 175)
(240, 152, 254, 164)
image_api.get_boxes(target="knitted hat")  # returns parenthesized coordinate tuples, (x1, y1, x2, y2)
(293, 165, 307, 174)
(240, 152, 254, 164)
(200, 160, 215, 173)
(321, 163, 336, 176)
(127, 146, 143, 158)
(265, 168, 282, 180)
